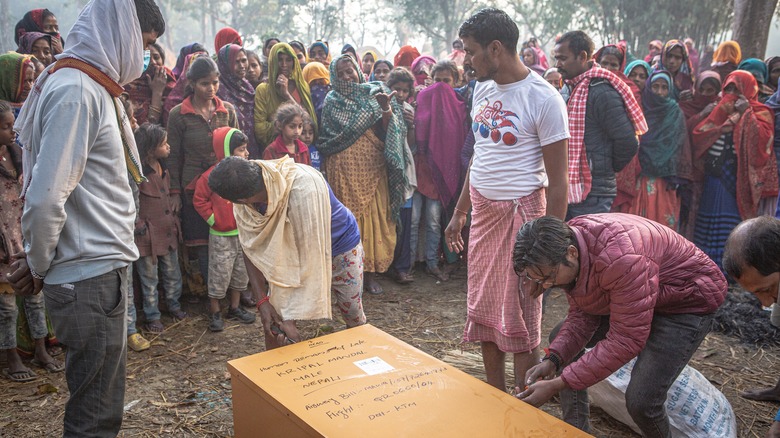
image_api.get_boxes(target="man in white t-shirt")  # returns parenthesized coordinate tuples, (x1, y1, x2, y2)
(445, 8, 569, 393)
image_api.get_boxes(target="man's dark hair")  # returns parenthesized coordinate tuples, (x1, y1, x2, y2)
(557, 30, 594, 60)
(134, 0, 166, 37)
(723, 216, 780, 278)
(512, 216, 576, 276)
(458, 8, 519, 54)
(208, 157, 265, 203)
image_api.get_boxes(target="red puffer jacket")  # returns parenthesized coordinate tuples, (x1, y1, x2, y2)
(549, 213, 727, 391)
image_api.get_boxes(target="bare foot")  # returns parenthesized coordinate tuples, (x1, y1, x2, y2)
(363, 272, 384, 295)
(740, 386, 780, 402)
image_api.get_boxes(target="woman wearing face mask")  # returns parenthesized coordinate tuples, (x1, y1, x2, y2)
(14, 9, 64, 55)
(217, 44, 258, 157)
(692, 70, 778, 268)
(254, 43, 316, 150)
(125, 42, 176, 126)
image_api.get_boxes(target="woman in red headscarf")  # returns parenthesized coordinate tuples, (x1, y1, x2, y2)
(692, 70, 778, 267)
(214, 27, 242, 53)
(394, 45, 421, 68)
(594, 44, 641, 102)
(14, 9, 64, 55)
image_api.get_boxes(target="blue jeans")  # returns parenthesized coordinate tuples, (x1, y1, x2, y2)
(391, 204, 413, 274)
(566, 195, 614, 220)
(126, 263, 138, 336)
(135, 250, 183, 321)
(411, 192, 443, 269)
(44, 268, 128, 437)
(552, 312, 713, 437)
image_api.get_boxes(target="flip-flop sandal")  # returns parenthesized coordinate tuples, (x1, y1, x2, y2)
(31, 358, 65, 373)
(3, 367, 37, 382)
(169, 309, 188, 321)
(144, 320, 165, 333)
(47, 345, 64, 357)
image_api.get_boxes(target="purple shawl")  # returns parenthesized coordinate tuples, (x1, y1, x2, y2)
(414, 82, 468, 207)
(216, 44, 258, 157)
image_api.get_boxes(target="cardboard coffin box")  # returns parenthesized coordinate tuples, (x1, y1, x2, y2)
(228, 324, 590, 437)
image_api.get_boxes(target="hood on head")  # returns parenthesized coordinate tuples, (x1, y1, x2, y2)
(212, 126, 240, 160)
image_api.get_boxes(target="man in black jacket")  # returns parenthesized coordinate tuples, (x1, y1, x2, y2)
(554, 31, 641, 218)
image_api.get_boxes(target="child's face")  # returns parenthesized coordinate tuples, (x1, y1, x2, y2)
(390, 82, 411, 103)
(153, 136, 170, 159)
(300, 123, 315, 145)
(0, 112, 16, 146)
(232, 143, 250, 159)
(311, 78, 327, 87)
(282, 116, 303, 142)
(127, 103, 139, 131)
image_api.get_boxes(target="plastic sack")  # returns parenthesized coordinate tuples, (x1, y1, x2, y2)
(589, 358, 737, 438)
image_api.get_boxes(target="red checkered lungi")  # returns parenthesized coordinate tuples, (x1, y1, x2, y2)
(463, 186, 546, 353)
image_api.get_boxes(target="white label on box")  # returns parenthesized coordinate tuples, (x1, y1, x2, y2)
(353, 357, 395, 375)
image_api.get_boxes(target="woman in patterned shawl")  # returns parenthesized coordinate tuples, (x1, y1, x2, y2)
(692, 70, 778, 268)
(627, 70, 691, 230)
(217, 44, 258, 157)
(318, 54, 407, 295)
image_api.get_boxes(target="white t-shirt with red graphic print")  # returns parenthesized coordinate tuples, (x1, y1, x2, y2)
(469, 71, 569, 201)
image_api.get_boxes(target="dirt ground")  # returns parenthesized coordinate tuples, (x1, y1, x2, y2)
(1, 265, 778, 437)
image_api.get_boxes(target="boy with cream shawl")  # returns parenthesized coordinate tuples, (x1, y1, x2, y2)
(208, 156, 365, 349)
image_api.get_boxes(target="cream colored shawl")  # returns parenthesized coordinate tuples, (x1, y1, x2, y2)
(234, 158, 332, 320)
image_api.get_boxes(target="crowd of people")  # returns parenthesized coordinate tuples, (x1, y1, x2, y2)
(2, 0, 780, 437)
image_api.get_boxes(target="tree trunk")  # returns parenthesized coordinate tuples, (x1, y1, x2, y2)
(731, 0, 778, 59)
(0, 0, 10, 53)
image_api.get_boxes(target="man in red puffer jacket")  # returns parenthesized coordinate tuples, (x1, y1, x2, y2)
(513, 213, 726, 437)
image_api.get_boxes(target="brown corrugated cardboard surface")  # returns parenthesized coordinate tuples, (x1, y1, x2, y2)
(228, 324, 591, 437)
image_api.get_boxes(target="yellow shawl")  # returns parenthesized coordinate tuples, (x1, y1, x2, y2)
(233, 157, 332, 320)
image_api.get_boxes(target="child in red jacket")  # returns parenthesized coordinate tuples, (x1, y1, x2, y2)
(193, 127, 256, 331)
(262, 102, 311, 165)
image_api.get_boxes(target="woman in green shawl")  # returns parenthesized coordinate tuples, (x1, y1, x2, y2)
(254, 43, 317, 151)
(318, 55, 407, 294)
(627, 70, 691, 230)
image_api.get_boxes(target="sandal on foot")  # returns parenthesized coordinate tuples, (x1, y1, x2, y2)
(3, 367, 37, 382)
(47, 345, 64, 357)
(144, 320, 165, 333)
(31, 358, 65, 373)
(393, 271, 414, 285)
(426, 266, 449, 282)
(169, 309, 188, 321)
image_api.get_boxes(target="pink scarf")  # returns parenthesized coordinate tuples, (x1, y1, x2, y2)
(414, 82, 468, 207)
